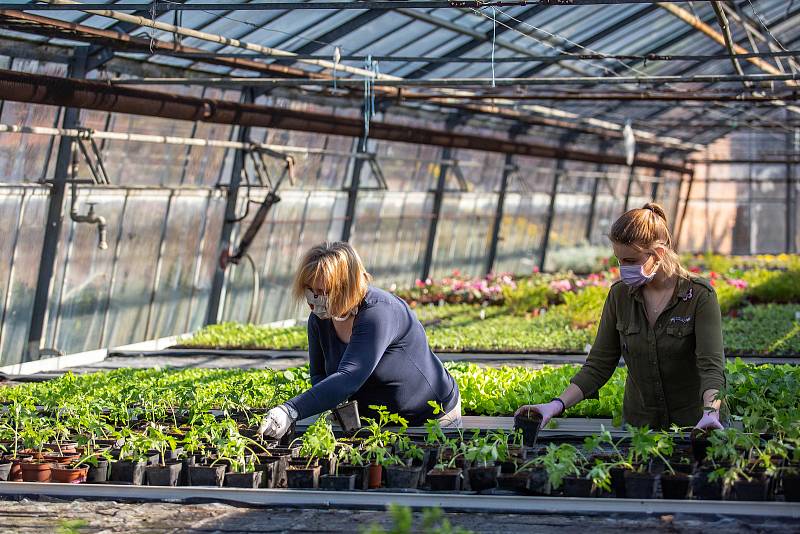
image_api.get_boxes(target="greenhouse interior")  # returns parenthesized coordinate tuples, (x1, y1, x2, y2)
(0, 0, 799, 532)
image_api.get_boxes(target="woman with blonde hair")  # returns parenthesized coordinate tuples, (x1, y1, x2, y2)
(517, 203, 726, 430)
(258, 241, 461, 438)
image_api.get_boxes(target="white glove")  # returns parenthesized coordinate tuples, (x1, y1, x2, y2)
(695, 409, 723, 431)
(257, 404, 297, 439)
(514, 401, 562, 428)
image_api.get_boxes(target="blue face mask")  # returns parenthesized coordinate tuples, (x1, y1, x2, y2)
(620, 257, 659, 288)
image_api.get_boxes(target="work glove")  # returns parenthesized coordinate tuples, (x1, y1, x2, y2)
(257, 404, 297, 439)
(514, 401, 562, 428)
(694, 409, 724, 431)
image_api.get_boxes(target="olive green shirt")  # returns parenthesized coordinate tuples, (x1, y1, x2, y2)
(571, 275, 726, 429)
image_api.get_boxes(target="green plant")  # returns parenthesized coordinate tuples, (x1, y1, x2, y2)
(626, 425, 674, 473)
(296, 415, 337, 468)
(362, 504, 473, 534)
(538, 443, 584, 490)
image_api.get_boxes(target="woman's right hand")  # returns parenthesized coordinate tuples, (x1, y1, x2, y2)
(514, 401, 563, 428)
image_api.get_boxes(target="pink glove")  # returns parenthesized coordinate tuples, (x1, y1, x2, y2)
(695, 410, 723, 431)
(514, 401, 562, 428)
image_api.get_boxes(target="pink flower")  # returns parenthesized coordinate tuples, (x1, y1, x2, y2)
(452, 269, 461, 277)
(415, 279, 425, 288)
(549, 279, 572, 293)
(532, 266, 540, 273)
(728, 278, 748, 290)
(425, 278, 433, 286)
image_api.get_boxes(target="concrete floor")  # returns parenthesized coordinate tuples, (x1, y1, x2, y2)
(1, 497, 797, 534)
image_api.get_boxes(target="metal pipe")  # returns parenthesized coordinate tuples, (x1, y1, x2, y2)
(111, 73, 800, 87)
(0, 69, 688, 173)
(539, 163, 563, 272)
(657, 2, 797, 87)
(118, 50, 800, 64)
(7, 1, 725, 9)
(341, 136, 368, 243)
(398, 91, 800, 102)
(712, 1, 750, 91)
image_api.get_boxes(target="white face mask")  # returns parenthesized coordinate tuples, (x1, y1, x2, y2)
(304, 288, 357, 321)
(305, 288, 331, 320)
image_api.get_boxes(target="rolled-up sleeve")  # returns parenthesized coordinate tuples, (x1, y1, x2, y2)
(570, 291, 621, 400)
(286, 305, 395, 420)
(694, 287, 726, 395)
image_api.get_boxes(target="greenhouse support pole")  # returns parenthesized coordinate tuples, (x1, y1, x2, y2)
(485, 153, 514, 275)
(674, 166, 695, 250)
(786, 120, 795, 253)
(585, 143, 610, 243)
(622, 165, 636, 212)
(585, 174, 601, 243)
(206, 88, 254, 326)
(25, 46, 87, 363)
(341, 137, 367, 243)
(538, 160, 563, 273)
(421, 146, 452, 281)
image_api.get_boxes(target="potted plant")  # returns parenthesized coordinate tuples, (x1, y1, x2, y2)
(384, 437, 424, 489)
(426, 436, 463, 492)
(514, 409, 543, 447)
(109, 429, 151, 485)
(540, 443, 586, 496)
(332, 443, 368, 490)
(463, 436, 503, 492)
(356, 405, 407, 489)
(143, 426, 182, 487)
(622, 426, 674, 499)
(287, 416, 336, 489)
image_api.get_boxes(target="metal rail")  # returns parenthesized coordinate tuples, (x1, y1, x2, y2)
(0, 482, 796, 517)
(4, 1, 721, 10)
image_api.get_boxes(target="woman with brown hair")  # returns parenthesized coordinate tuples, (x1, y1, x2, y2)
(516, 203, 726, 430)
(258, 242, 461, 439)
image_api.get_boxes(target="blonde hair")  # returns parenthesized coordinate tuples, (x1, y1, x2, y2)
(609, 203, 689, 279)
(292, 242, 372, 318)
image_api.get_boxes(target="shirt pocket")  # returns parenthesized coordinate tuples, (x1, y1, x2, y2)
(616, 320, 641, 355)
(665, 323, 695, 356)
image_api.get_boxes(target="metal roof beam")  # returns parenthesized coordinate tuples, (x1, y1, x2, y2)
(400, 5, 547, 79)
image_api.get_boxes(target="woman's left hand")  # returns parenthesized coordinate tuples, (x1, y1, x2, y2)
(257, 405, 297, 439)
(695, 409, 723, 430)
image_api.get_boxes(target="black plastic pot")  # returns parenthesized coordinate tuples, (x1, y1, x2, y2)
(692, 468, 723, 500)
(426, 468, 462, 491)
(160, 447, 184, 464)
(513, 414, 543, 447)
(562, 476, 593, 498)
(783, 472, 800, 502)
(623, 471, 659, 499)
(320, 473, 356, 491)
(225, 471, 263, 488)
(466, 465, 501, 492)
(385, 464, 422, 489)
(87, 460, 110, 484)
(268, 446, 300, 458)
(609, 467, 627, 497)
(732, 476, 771, 501)
(0, 461, 11, 482)
(255, 455, 288, 489)
(178, 456, 196, 486)
(319, 456, 338, 477)
(498, 471, 530, 493)
(331, 400, 361, 434)
(187, 465, 226, 487)
(690, 430, 712, 464)
(110, 460, 146, 485)
(528, 467, 551, 496)
(287, 466, 320, 489)
(338, 464, 370, 491)
(661, 472, 691, 499)
(145, 463, 182, 487)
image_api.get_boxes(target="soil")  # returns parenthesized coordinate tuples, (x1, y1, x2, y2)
(0, 498, 796, 534)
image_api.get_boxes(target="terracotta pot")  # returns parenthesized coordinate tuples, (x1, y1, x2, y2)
(20, 462, 54, 483)
(368, 463, 382, 489)
(51, 466, 88, 484)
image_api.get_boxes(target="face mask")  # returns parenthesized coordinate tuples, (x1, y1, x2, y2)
(620, 257, 659, 288)
(305, 288, 331, 320)
(305, 289, 358, 321)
